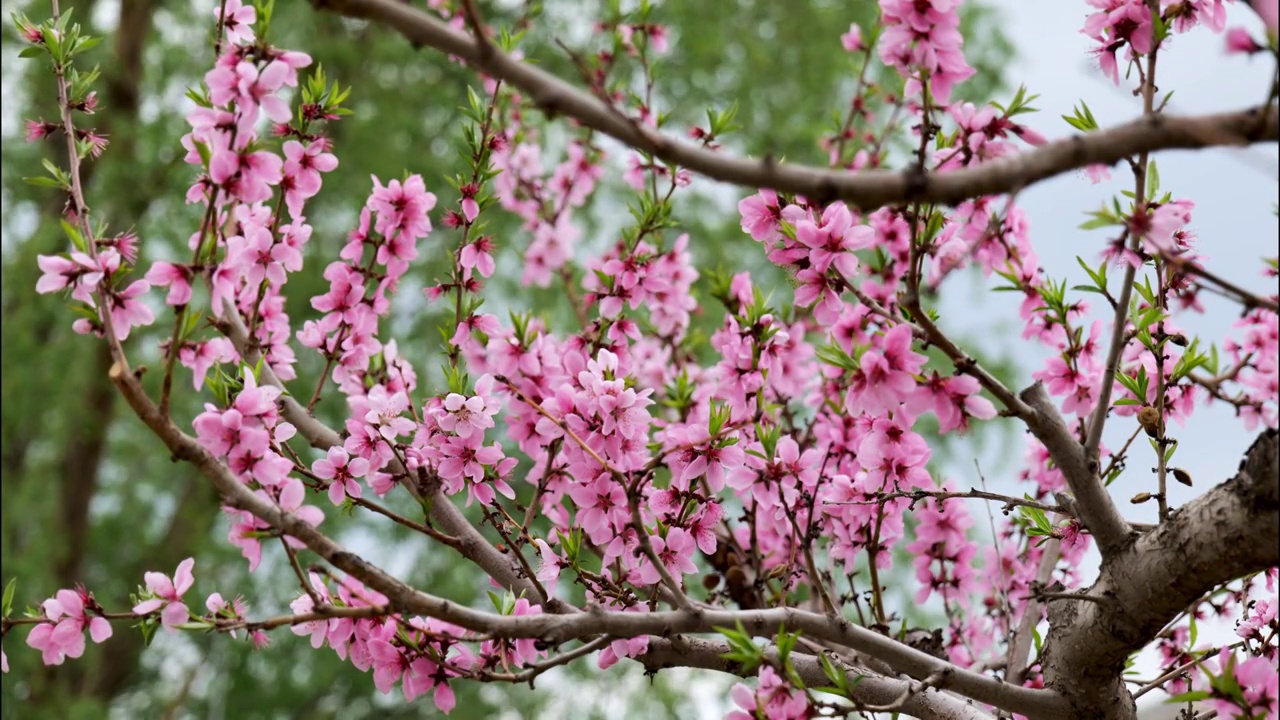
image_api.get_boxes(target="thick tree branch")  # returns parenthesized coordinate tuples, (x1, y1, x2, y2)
(312, 0, 1278, 209)
(641, 637, 997, 720)
(1005, 536, 1060, 686)
(909, 300, 1134, 556)
(1042, 429, 1279, 719)
(108, 358, 1069, 719)
(1020, 383, 1134, 556)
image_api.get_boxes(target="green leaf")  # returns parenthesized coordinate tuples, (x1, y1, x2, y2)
(73, 35, 102, 56)
(1063, 101, 1099, 132)
(715, 621, 764, 672)
(1018, 504, 1054, 536)
(60, 219, 87, 252)
(708, 399, 731, 436)
(180, 308, 203, 340)
(819, 652, 846, 693)
(2, 577, 15, 617)
(487, 590, 515, 615)
(193, 139, 211, 168)
(23, 176, 64, 189)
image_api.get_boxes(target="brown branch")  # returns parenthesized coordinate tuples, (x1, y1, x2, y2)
(1042, 429, 1279, 718)
(1162, 252, 1279, 313)
(312, 0, 1278, 209)
(1005, 536, 1060, 686)
(641, 637, 999, 720)
(215, 309, 557, 610)
(116, 357, 1081, 719)
(1084, 252, 1138, 463)
(900, 290, 1134, 556)
(828, 488, 1063, 516)
(1019, 383, 1134, 556)
(476, 635, 613, 683)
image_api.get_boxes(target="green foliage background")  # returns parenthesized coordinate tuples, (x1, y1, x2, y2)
(1, 1, 1011, 718)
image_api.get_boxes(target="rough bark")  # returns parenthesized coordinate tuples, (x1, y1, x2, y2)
(1043, 429, 1280, 719)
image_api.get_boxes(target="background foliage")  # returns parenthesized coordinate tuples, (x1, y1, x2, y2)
(0, 1, 1011, 717)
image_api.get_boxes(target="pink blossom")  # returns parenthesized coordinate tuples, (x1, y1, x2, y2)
(1083, 0, 1154, 85)
(132, 557, 196, 630)
(567, 475, 628, 545)
(1252, 0, 1279, 33)
(145, 261, 194, 306)
(36, 252, 103, 301)
(459, 236, 497, 279)
(282, 140, 338, 219)
(795, 201, 873, 274)
(727, 666, 810, 720)
(878, 0, 975, 103)
(841, 23, 864, 52)
(532, 538, 563, 586)
(368, 174, 436, 242)
(179, 337, 237, 390)
(637, 527, 698, 584)
(738, 189, 783, 244)
(1226, 27, 1265, 54)
(289, 574, 334, 649)
(436, 375, 501, 438)
(106, 280, 155, 340)
(849, 325, 926, 415)
(438, 434, 503, 486)
(215, 0, 257, 45)
(25, 588, 113, 666)
(313, 446, 370, 505)
(794, 268, 844, 326)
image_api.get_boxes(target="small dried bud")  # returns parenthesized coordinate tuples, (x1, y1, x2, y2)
(1131, 492, 1154, 504)
(724, 565, 749, 589)
(701, 573, 722, 591)
(1137, 406, 1161, 438)
(1172, 467, 1193, 487)
(904, 628, 946, 660)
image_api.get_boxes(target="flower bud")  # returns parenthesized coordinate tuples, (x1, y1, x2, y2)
(1137, 406, 1161, 438)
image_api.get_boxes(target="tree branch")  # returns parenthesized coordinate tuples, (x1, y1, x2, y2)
(1020, 382, 1134, 556)
(1042, 429, 1279, 719)
(1005, 536, 1060, 686)
(905, 299, 1134, 556)
(109, 356, 1074, 719)
(312, 0, 1278, 209)
(641, 637, 998, 720)
(216, 309, 557, 610)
